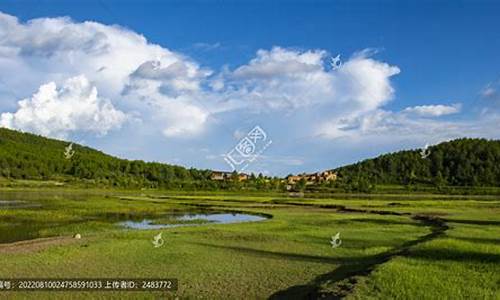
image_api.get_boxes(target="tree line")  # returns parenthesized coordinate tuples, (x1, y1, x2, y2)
(1, 128, 499, 191)
(0, 128, 283, 190)
(334, 138, 500, 188)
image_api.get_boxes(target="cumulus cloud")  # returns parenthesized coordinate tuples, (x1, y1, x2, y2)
(122, 81, 210, 138)
(0, 10, 499, 176)
(0, 12, 407, 140)
(3, 10, 496, 174)
(402, 103, 462, 117)
(339, 51, 404, 107)
(221, 47, 400, 113)
(233, 47, 326, 79)
(128, 59, 212, 95)
(161, 102, 209, 137)
(0, 75, 126, 138)
(0, 11, 212, 138)
(211, 47, 334, 110)
(122, 46, 403, 137)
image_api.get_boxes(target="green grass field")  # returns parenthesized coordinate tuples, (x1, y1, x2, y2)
(0, 189, 499, 299)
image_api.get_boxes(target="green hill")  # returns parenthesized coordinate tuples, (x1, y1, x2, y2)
(0, 127, 213, 188)
(2, 127, 499, 190)
(334, 138, 500, 187)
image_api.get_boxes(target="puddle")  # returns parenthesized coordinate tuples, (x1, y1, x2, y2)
(119, 212, 268, 230)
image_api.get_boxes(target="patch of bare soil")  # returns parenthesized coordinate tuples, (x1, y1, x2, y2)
(0, 236, 81, 254)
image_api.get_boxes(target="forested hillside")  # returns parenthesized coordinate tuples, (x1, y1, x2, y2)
(2, 128, 499, 190)
(334, 138, 500, 187)
(0, 128, 213, 188)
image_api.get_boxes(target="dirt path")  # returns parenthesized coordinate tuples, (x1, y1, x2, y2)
(0, 236, 82, 254)
(268, 201, 449, 300)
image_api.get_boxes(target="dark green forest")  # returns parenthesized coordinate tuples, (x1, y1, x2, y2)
(334, 138, 500, 188)
(1, 128, 499, 191)
(0, 128, 281, 190)
(0, 128, 215, 188)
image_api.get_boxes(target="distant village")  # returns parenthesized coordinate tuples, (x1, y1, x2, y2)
(210, 170, 338, 187)
(210, 171, 250, 181)
(284, 170, 337, 185)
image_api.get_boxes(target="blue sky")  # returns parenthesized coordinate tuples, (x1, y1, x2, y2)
(0, 1, 499, 175)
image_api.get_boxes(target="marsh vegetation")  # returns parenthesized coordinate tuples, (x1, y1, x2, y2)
(0, 189, 498, 299)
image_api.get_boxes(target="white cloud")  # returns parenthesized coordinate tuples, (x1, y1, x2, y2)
(0, 75, 126, 138)
(222, 47, 335, 110)
(160, 102, 209, 137)
(335, 53, 400, 112)
(402, 103, 461, 117)
(0, 11, 212, 138)
(1, 11, 497, 175)
(233, 47, 326, 79)
(222, 47, 400, 113)
(0, 12, 405, 140)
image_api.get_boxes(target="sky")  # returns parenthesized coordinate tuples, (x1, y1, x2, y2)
(0, 0, 499, 176)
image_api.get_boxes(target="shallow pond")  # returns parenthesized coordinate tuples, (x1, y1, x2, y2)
(0, 209, 269, 244)
(119, 212, 268, 230)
